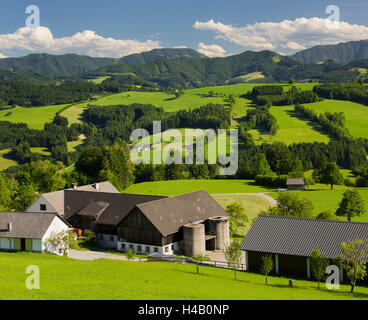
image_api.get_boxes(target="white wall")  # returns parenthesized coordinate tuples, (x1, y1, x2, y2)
(26, 196, 58, 214)
(42, 216, 70, 254)
(117, 241, 183, 256)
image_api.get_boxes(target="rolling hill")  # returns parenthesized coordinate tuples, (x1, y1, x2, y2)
(0, 49, 206, 77)
(293, 39, 368, 64)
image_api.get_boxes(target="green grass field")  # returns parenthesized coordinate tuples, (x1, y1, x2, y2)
(304, 100, 368, 139)
(123, 179, 275, 196)
(249, 105, 330, 145)
(269, 188, 368, 222)
(0, 149, 18, 170)
(1, 252, 367, 300)
(0, 105, 69, 130)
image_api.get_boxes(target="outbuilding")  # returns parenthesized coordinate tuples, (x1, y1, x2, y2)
(286, 178, 305, 191)
(241, 215, 368, 281)
(0, 212, 70, 254)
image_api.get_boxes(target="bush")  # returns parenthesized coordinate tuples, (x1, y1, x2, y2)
(84, 229, 96, 243)
(255, 174, 288, 188)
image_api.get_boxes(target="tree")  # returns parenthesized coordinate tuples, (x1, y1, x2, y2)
(316, 210, 336, 220)
(0, 174, 11, 210)
(45, 230, 77, 256)
(266, 143, 294, 175)
(335, 190, 365, 222)
(318, 162, 343, 190)
(224, 240, 242, 280)
(340, 239, 368, 293)
(126, 248, 136, 260)
(12, 184, 37, 212)
(84, 230, 96, 243)
(226, 203, 248, 238)
(310, 247, 329, 290)
(262, 192, 313, 218)
(254, 154, 274, 176)
(175, 84, 184, 98)
(260, 254, 274, 285)
(100, 143, 135, 191)
(76, 146, 104, 177)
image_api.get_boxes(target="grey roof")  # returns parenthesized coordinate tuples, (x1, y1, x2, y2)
(287, 178, 305, 186)
(77, 202, 110, 218)
(40, 181, 120, 215)
(64, 190, 165, 226)
(0, 212, 65, 239)
(135, 190, 228, 236)
(241, 215, 368, 259)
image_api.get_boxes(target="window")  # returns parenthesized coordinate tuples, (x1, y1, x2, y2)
(40, 204, 46, 211)
(165, 246, 169, 253)
(171, 245, 174, 251)
(145, 246, 150, 253)
(137, 245, 142, 252)
(154, 247, 158, 253)
(120, 244, 125, 251)
(129, 245, 134, 250)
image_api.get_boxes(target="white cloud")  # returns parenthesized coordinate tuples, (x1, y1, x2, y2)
(0, 27, 161, 58)
(197, 42, 226, 57)
(193, 17, 368, 53)
(0, 53, 8, 59)
(174, 45, 188, 49)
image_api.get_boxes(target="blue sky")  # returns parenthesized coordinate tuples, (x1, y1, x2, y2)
(0, 0, 368, 58)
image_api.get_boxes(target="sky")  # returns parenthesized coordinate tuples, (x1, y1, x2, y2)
(0, 0, 368, 58)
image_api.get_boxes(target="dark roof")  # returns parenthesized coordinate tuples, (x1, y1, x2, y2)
(135, 190, 228, 236)
(77, 202, 110, 218)
(64, 190, 165, 226)
(0, 212, 67, 239)
(287, 178, 305, 186)
(241, 215, 368, 259)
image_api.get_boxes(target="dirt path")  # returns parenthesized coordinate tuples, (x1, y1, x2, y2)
(68, 249, 146, 262)
(212, 193, 278, 206)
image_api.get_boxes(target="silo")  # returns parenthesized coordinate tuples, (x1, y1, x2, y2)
(183, 223, 205, 257)
(208, 217, 230, 250)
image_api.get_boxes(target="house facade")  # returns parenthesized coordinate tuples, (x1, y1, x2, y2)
(0, 212, 70, 255)
(242, 215, 368, 281)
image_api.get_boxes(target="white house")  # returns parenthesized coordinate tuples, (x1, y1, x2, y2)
(26, 181, 120, 217)
(0, 212, 70, 255)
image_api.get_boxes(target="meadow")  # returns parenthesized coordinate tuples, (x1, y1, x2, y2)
(1, 252, 367, 300)
(0, 104, 70, 130)
(304, 99, 368, 139)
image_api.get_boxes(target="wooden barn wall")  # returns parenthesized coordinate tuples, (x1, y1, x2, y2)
(247, 251, 276, 274)
(278, 254, 307, 277)
(117, 208, 164, 246)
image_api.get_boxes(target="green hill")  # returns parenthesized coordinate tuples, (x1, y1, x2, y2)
(0, 49, 206, 77)
(293, 39, 368, 64)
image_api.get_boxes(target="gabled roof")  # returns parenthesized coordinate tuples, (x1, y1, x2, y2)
(64, 190, 165, 226)
(0, 212, 68, 239)
(241, 215, 368, 260)
(77, 202, 110, 218)
(134, 190, 228, 236)
(287, 178, 305, 186)
(36, 181, 120, 215)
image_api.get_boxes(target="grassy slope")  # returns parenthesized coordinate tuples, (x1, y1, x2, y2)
(304, 99, 368, 139)
(0, 105, 69, 130)
(250, 105, 330, 145)
(0, 149, 18, 170)
(123, 179, 276, 196)
(1, 252, 367, 300)
(269, 188, 368, 222)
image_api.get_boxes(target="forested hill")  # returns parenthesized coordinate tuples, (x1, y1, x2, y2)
(88, 50, 362, 88)
(0, 49, 206, 77)
(293, 39, 368, 64)
(0, 68, 53, 84)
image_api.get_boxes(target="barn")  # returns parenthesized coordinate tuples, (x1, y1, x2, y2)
(241, 215, 368, 281)
(287, 178, 305, 191)
(116, 190, 229, 256)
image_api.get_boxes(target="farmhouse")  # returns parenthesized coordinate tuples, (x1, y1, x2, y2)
(117, 190, 229, 256)
(242, 215, 368, 281)
(0, 212, 70, 254)
(26, 181, 120, 216)
(286, 178, 305, 191)
(63, 190, 164, 248)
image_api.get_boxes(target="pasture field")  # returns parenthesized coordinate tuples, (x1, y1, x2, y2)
(29, 147, 51, 156)
(249, 105, 330, 145)
(0, 252, 366, 300)
(269, 188, 368, 222)
(0, 149, 18, 171)
(123, 179, 275, 196)
(60, 104, 87, 124)
(0, 105, 69, 130)
(304, 99, 368, 139)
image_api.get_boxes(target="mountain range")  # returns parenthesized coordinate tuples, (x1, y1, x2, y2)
(0, 40, 367, 86)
